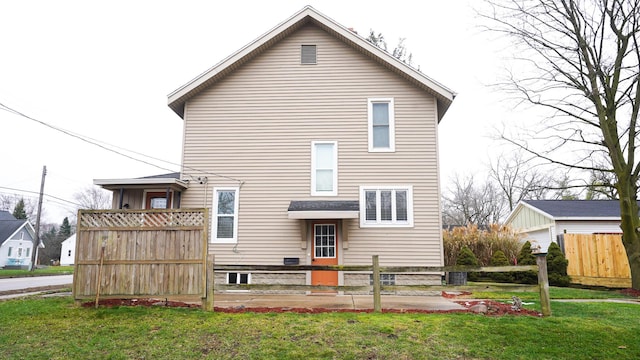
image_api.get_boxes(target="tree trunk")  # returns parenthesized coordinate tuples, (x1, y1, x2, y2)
(617, 176, 640, 290)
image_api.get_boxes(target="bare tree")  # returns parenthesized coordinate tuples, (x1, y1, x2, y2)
(482, 0, 640, 288)
(73, 186, 112, 210)
(0, 194, 39, 222)
(366, 29, 414, 66)
(489, 151, 556, 210)
(442, 174, 507, 228)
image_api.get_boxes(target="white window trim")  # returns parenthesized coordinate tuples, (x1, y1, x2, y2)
(311, 141, 338, 196)
(212, 187, 240, 244)
(226, 272, 251, 292)
(359, 185, 414, 227)
(368, 98, 396, 152)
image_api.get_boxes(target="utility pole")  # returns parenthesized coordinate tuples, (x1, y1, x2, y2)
(29, 165, 46, 271)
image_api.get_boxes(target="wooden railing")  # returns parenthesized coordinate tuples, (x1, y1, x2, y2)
(206, 254, 552, 316)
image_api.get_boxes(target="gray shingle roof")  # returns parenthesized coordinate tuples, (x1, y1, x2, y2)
(288, 200, 359, 212)
(0, 211, 16, 221)
(523, 200, 635, 218)
(138, 172, 181, 179)
(0, 218, 27, 246)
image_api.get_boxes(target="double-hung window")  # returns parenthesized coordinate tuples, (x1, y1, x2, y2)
(213, 187, 239, 243)
(368, 98, 395, 152)
(311, 141, 337, 196)
(359, 186, 413, 227)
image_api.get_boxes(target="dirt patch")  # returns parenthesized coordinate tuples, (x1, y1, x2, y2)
(84, 297, 541, 316)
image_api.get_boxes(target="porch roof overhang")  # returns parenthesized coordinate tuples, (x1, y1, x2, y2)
(287, 200, 359, 219)
(93, 177, 189, 191)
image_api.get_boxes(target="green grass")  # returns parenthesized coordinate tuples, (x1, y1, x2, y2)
(467, 284, 631, 300)
(0, 296, 639, 359)
(0, 266, 73, 278)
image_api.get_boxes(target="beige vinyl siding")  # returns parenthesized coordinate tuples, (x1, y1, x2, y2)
(180, 24, 442, 266)
(110, 189, 143, 209)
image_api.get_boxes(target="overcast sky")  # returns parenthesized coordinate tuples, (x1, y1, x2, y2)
(0, 0, 517, 223)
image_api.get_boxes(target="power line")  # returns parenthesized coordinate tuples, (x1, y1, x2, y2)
(0, 102, 243, 183)
(0, 185, 82, 207)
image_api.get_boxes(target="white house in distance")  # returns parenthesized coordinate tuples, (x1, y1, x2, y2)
(60, 234, 76, 266)
(505, 200, 628, 251)
(0, 211, 37, 269)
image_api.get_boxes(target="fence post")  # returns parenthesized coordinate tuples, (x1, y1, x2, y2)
(205, 254, 215, 312)
(535, 253, 552, 316)
(372, 255, 381, 312)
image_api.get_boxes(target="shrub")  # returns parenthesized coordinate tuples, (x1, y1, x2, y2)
(547, 242, 571, 286)
(457, 245, 480, 281)
(443, 224, 521, 267)
(514, 241, 538, 284)
(489, 250, 514, 283)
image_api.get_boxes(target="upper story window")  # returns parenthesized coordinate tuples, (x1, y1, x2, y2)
(301, 45, 317, 64)
(311, 141, 337, 196)
(368, 98, 395, 152)
(213, 187, 239, 243)
(359, 186, 413, 227)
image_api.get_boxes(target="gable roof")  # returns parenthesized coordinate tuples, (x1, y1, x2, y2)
(507, 200, 635, 223)
(0, 217, 34, 247)
(167, 6, 456, 122)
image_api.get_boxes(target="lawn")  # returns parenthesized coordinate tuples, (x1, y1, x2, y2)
(0, 295, 638, 359)
(0, 266, 73, 278)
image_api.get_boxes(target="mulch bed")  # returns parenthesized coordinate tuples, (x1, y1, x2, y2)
(619, 288, 640, 297)
(82, 288, 640, 316)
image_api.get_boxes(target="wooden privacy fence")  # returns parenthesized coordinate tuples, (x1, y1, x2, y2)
(563, 233, 631, 288)
(209, 254, 552, 316)
(73, 209, 209, 308)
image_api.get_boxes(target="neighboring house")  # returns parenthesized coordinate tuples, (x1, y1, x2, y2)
(0, 211, 37, 269)
(94, 6, 456, 291)
(60, 234, 76, 266)
(505, 200, 629, 251)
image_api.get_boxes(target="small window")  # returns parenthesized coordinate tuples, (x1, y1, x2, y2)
(150, 198, 167, 209)
(25, 248, 30, 258)
(227, 273, 250, 284)
(213, 187, 239, 243)
(311, 141, 338, 196)
(360, 186, 413, 227)
(301, 45, 317, 64)
(17, 248, 23, 257)
(370, 274, 396, 286)
(7, 247, 12, 257)
(368, 98, 395, 152)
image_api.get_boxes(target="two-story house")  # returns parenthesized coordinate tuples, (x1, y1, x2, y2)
(95, 6, 456, 291)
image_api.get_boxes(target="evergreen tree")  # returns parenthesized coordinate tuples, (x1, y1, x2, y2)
(38, 225, 59, 265)
(12, 198, 27, 219)
(457, 245, 480, 281)
(59, 217, 72, 239)
(489, 250, 513, 283)
(515, 241, 538, 284)
(547, 242, 571, 287)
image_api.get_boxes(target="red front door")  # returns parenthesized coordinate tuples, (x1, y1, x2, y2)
(311, 222, 338, 291)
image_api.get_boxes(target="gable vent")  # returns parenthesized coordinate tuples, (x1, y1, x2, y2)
(301, 45, 317, 64)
